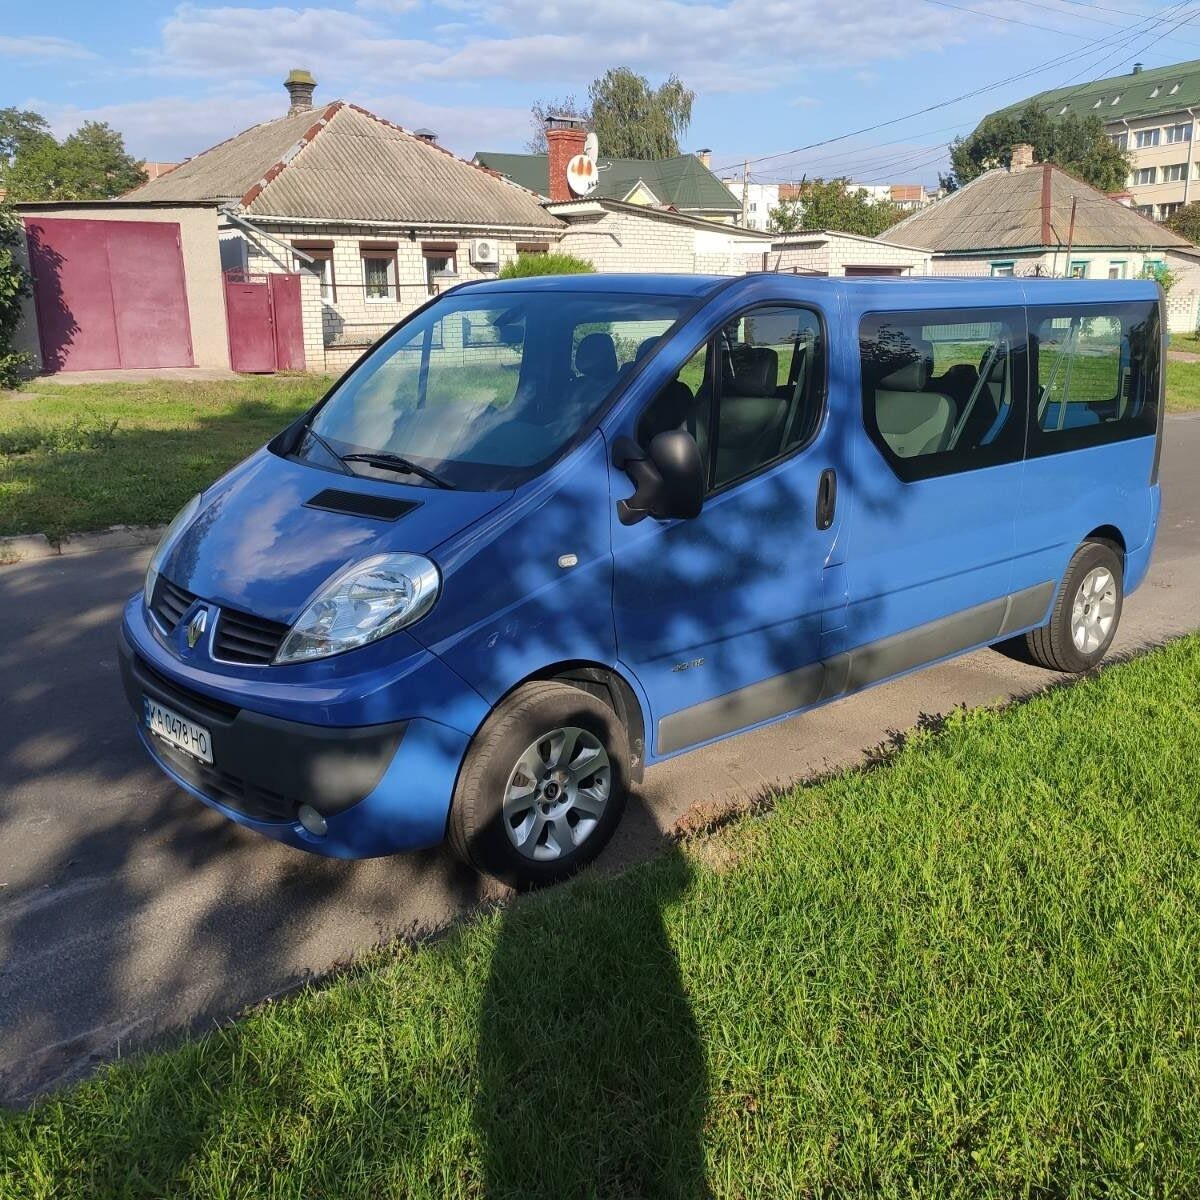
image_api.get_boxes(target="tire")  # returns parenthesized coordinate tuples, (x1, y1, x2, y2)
(448, 681, 629, 888)
(1024, 539, 1124, 673)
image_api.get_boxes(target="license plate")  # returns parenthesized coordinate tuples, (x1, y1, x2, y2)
(144, 696, 213, 765)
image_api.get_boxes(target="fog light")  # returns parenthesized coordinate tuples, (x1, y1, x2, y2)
(297, 803, 327, 837)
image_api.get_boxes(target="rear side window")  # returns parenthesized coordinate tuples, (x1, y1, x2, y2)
(1029, 302, 1159, 455)
(860, 307, 1027, 481)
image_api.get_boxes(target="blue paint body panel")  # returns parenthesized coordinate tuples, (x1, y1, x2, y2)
(119, 273, 1165, 860)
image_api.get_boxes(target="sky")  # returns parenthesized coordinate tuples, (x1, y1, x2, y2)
(4, 0, 1200, 188)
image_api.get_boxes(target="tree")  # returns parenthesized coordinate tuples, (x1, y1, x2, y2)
(498, 251, 596, 278)
(944, 102, 1129, 192)
(1165, 202, 1200, 242)
(767, 178, 904, 237)
(588, 68, 694, 159)
(525, 95, 592, 154)
(0, 204, 33, 387)
(3, 119, 146, 202)
(0, 107, 53, 167)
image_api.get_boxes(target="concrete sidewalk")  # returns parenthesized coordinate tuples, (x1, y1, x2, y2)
(0, 418, 1197, 1106)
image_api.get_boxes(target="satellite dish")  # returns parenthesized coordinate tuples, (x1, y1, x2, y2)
(566, 153, 598, 196)
(583, 131, 599, 162)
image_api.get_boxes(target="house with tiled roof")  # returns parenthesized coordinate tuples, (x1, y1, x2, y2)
(979, 58, 1200, 221)
(474, 139, 741, 224)
(878, 143, 1200, 329)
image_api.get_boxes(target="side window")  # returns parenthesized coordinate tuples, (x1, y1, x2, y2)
(636, 305, 825, 493)
(860, 307, 1026, 482)
(1030, 303, 1159, 454)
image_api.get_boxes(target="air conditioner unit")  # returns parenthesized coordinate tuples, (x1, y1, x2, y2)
(470, 238, 499, 266)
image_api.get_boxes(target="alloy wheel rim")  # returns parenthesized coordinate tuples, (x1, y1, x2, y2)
(501, 727, 611, 861)
(1070, 566, 1117, 653)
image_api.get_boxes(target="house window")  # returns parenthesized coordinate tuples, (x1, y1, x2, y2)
(515, 242, 550, 255)
(294, 241, 335, 303)
(1111, 132, 1128, 151)
(1150, 85, 1161, 97)
(1171, 82, 1181, 94)
(1135, 204, 1155, 217)
(1111, 94, 1121, 105)
(1159, 202, 1183, 219)
(990, 261, 1015, 277)
(1134, 166, 1157, 186)
(1163, 163, 1188, 182)
(1092, 98, 1103, 108)
(1108, 260, 1127, 279)
(1166, 122, 1192, 143)
(1059, 105, 1069, 115)
(360, 242, 398, 302)
(1068, 261, 1089, 279)
(1134, 129, 1160, 148)
(422, 242, 458, 295)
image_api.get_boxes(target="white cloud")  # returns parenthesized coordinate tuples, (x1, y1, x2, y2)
(0, 35, 94, 61)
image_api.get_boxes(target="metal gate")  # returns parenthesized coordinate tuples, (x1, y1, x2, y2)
(24, 217, 194, 372)
(224, 271, 306, 373)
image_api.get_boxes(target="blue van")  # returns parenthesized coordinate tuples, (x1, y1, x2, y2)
(120, 273, 1163, 885)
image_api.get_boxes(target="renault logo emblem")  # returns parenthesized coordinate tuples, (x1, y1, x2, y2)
(187, 608, 208, 649)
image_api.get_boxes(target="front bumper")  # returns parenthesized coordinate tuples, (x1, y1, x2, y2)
(119, 625, 476, 859)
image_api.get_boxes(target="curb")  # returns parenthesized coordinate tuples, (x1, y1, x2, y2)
(0, 525, 165, 566)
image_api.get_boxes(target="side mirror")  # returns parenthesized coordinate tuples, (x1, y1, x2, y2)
(613, 431, 705, 526)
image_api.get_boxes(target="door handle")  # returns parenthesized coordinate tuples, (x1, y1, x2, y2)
(816, 468, 837, 531)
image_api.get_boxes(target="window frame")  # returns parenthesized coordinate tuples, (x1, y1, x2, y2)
(1162, 163, 1188, 182)
(858, 305, 1030, 484)
(1069, 260, 1089, 279)
(1134, 165, 1157, 186)
(360, 241, 399, 303)
(990, 261, 1016, 278)
(1166, 122, 1192, 144)
(1134, 128, 1161, 149)
(1108, 260, 1127, 279)
(637, 300, 830, 500)
(1027, 300, 1161, 459)
(422, 241, 459, 295)
(294, 241, 336, 304)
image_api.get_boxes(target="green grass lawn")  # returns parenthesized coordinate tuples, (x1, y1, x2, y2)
(3, 635, 1199, 1198)
(1, 360, 1198, 542)
(0, 376, 332, 541)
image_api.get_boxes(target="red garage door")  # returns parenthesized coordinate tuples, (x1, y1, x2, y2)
(24, 218, 194, 372)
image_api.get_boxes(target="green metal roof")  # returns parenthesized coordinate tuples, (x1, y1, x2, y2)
(473, 150, 740, 213)
(989, 58, 1200, 126)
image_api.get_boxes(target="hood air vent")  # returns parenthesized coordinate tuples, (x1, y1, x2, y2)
(304, 489, 420, 521)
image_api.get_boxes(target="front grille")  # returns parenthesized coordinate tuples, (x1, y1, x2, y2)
(152, 737, 293, 822)
(214, 608, 289, 665)
(151, 577, 197, 630)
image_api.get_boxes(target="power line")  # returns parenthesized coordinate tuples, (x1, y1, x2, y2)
(710, 0, 1175, 178)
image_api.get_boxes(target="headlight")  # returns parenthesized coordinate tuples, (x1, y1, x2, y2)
(144, 493, 202, 605)
(275, 553, 441, 664)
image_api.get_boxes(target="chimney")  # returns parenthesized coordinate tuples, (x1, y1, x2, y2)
(545, 114, 587, 202)
(1010, 142, 1036, 172)
(1133, 62, 1144, 73)
(696, 148, 712, 169)
(414, 128, 438, 144)
(285, 68, 316, 115)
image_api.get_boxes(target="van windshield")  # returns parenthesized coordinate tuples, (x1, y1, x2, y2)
(298, 289, 695, 489)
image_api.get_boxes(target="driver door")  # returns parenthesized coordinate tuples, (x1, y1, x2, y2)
(608, 302, 848, 759)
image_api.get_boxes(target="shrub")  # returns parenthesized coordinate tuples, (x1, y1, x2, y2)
(0, 412, 119, 455)
(498, 252, 597, 279)
(0, 206, 33, 387)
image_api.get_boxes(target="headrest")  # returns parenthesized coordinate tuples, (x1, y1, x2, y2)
(878, 338, 933, 391)
(727, 346, 778, 396)
(575, 332, 618, 380)
(635, 336, 660, 362)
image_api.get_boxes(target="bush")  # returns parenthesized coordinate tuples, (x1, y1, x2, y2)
(0, 206, 33, 388)
(0, 412, 118, 455)
(498, 252, 596, 279)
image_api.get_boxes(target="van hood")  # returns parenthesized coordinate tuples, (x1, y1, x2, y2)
(159, 449, 510, 625)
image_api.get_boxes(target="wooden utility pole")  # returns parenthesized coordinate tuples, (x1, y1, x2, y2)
(742, 160, 749, 226)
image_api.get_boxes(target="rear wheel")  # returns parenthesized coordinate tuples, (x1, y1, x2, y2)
(1024, 540, 1123, 673)
(448, 681, 629, 888)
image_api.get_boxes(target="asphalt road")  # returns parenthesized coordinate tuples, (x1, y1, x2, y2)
(2, 416, 1198, 1106)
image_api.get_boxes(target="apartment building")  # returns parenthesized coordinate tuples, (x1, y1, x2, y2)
(985, 58, 1200, 220)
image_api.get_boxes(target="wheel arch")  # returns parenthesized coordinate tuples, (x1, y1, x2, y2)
(495, 661, 647, 783)
(1084, 524, 1127, 563)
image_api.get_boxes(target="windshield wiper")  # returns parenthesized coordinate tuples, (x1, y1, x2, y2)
(342, 452, 456, 490)
(299, 423, 352, 475)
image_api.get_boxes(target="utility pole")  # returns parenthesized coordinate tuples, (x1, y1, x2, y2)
(742, 160, 749, 227)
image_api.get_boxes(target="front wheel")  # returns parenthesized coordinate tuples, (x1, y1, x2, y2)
(448, 681, 629, 888)
(1024, 540, 1124, 673)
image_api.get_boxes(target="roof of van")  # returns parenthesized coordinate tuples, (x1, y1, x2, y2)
(458, 273, 731, 296)
(458, 272, 1161, 301)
